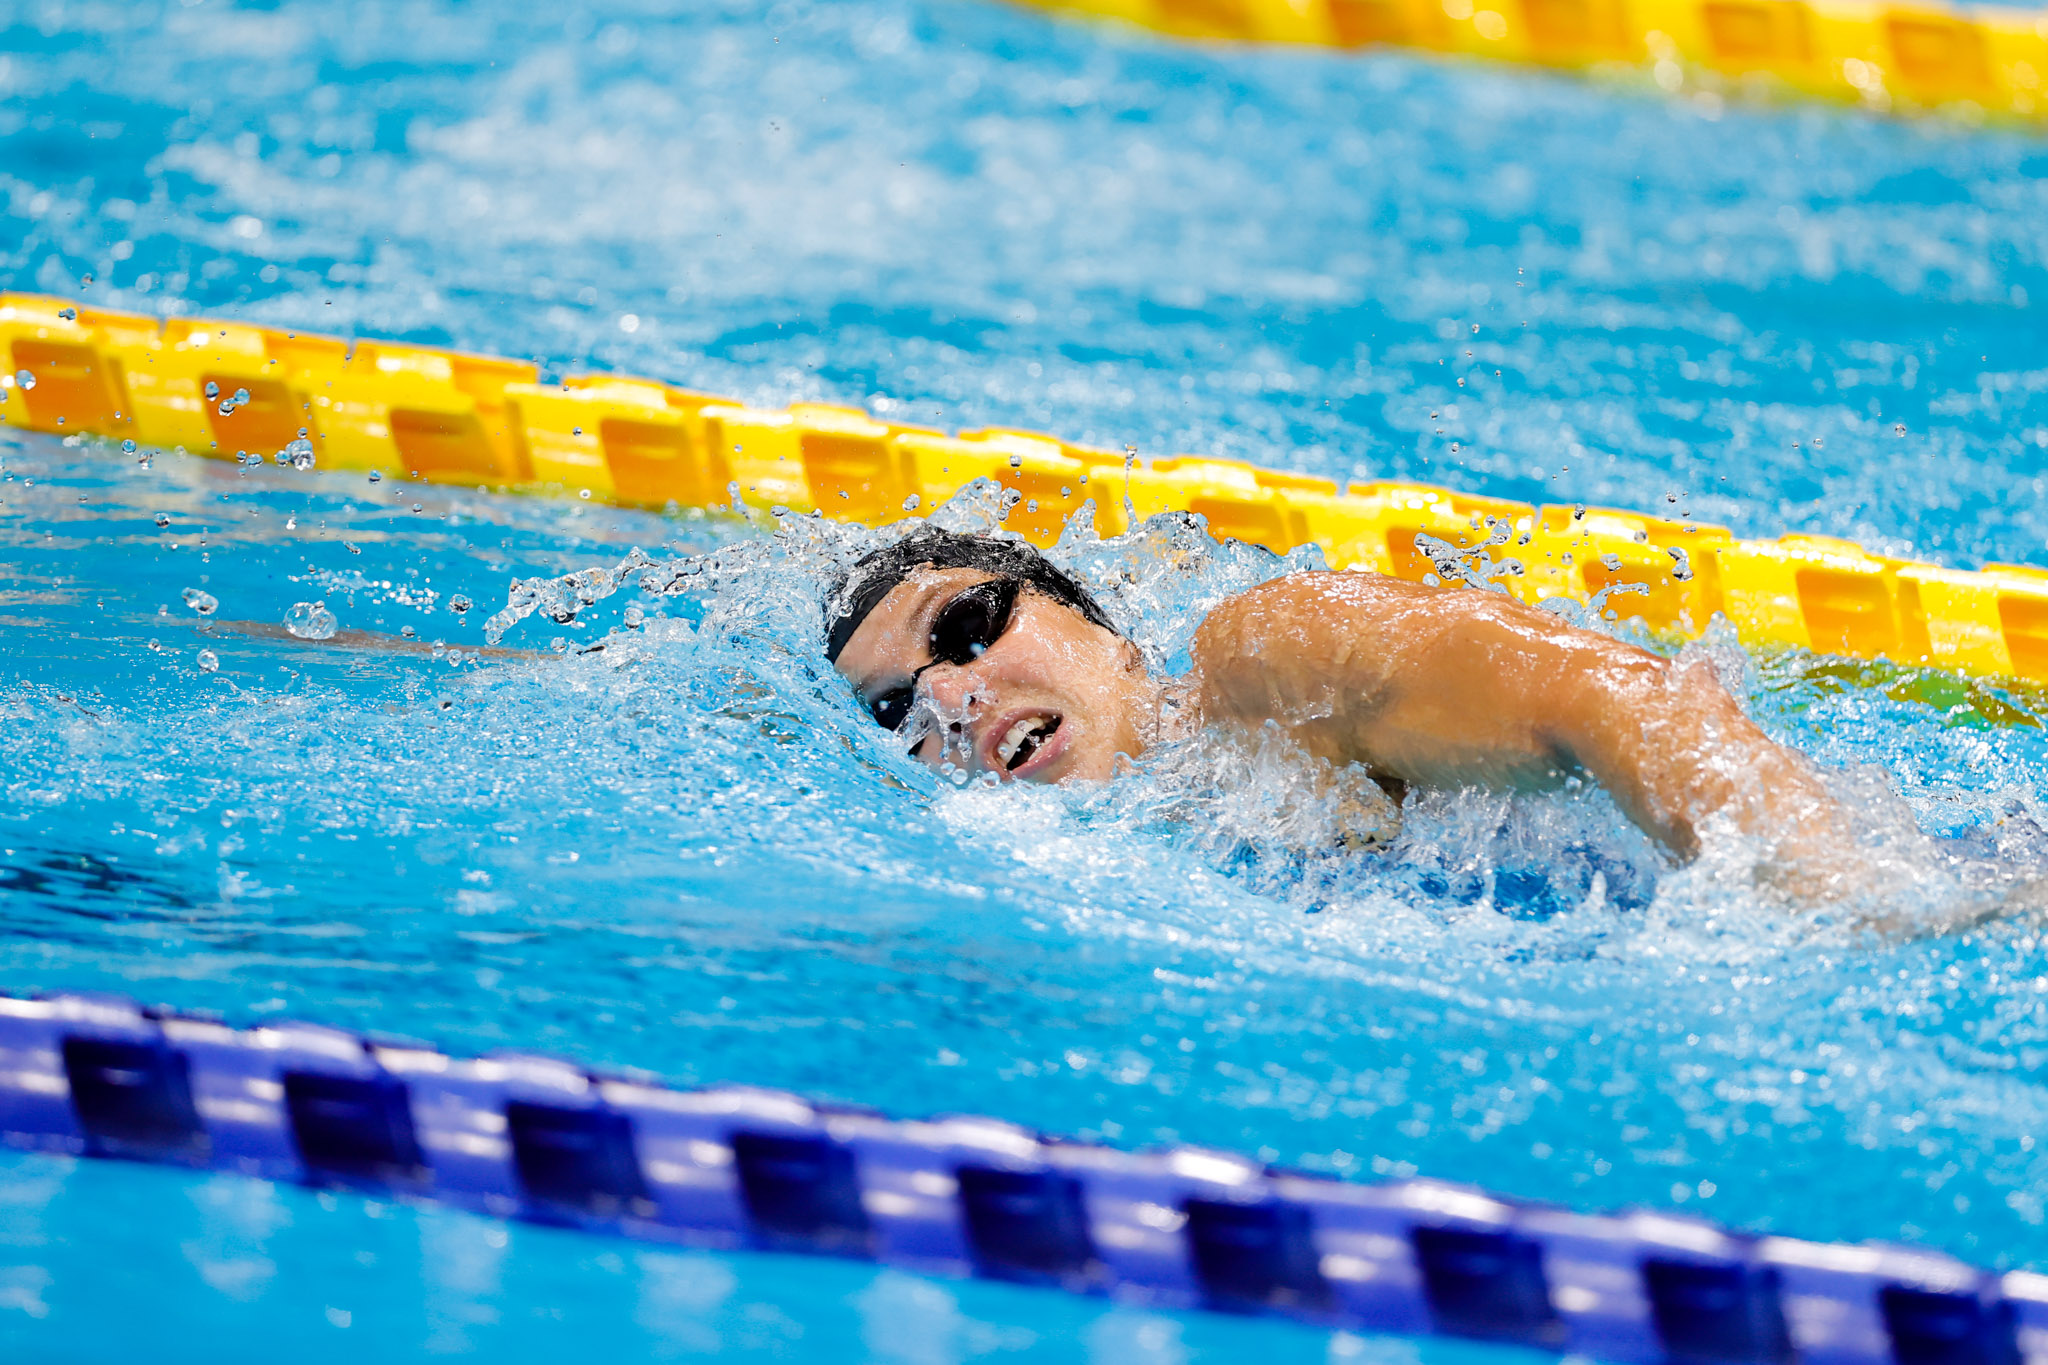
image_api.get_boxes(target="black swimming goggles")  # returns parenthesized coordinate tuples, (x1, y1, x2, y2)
(865, 576, 1022, 733)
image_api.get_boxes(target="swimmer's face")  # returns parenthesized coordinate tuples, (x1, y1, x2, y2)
(833, 566, 1154, 784)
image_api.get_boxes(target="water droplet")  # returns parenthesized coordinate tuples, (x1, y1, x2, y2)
(411, 503, 423, 513)
(344, 542, 362, 555)
(286, 515, 297, 530)
(196, 649, 219, 673)
(1893, 423, 1907, 436)
(232, 388, 250, 405)
(623, 604, 645, 628)
(121, 439, 137, 455)
(57, 307, 76, 321)
(15, 370, 35, 391)
(579, 488, 592, 500)
(181, 587, 219, 616)
(368, 470, 382, 483)
(902, 494, 920, 511)
(449, 595, 472, 615)
(283, 437, 315, 470)
(283, 601, 338, 640)
(400, 624, 417, 639)
(154, 512, 170, 528)
(204, 381, 219, 400)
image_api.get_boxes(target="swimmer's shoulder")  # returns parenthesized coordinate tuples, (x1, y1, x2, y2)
(1191, 570, 1442, 656)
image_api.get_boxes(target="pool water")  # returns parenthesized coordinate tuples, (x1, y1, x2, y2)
(4, 0, 2048, 1359)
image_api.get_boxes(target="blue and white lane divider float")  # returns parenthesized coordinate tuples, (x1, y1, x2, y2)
(0, 990, 2039, 1360)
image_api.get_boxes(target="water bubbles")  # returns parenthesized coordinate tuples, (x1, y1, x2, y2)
(282, 437, 315, 469)
(623, 604, 645, 628)
(284, 600, 338, 640)
(1894, 423, 1908, 436)
(180, 587, 219, 616)
(204, 381, 219, 400)
(195, 649, 219, 673)
(154, 512, 170, 528)
(15, 370, 35, 391)
(449, 594, 472, 615)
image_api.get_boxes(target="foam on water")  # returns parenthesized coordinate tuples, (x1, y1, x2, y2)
(3, 0, 2048, 1356)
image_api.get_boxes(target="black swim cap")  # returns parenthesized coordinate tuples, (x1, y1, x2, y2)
(823, 526, 1119, 663)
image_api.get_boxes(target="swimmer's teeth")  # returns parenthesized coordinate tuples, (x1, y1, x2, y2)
(998, 718, 1037, 770)
(1000, 716, 1059, 772)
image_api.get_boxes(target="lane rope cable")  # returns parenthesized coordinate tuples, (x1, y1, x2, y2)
(4, 290, 2046, 689)
(1000, 0, 2048, 125)
(1, 989, 2041, 1358)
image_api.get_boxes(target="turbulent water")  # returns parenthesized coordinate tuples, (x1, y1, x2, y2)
(4, 0, 2048, 1359)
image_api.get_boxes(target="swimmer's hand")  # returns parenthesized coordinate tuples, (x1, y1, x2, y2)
(1189, 572, 1861, 902)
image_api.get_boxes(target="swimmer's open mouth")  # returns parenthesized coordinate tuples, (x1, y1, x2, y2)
(998, 714, 1062, 772)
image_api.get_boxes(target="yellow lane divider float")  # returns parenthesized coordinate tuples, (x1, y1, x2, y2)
(1008, 0, 2048, 122)
(5, 290, 2048, 686)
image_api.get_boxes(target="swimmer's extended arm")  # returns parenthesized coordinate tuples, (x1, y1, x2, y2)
(1189, 572, 1854, 882)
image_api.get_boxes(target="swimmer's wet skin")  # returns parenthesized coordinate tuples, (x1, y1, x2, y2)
(828, 528, 1862, 904)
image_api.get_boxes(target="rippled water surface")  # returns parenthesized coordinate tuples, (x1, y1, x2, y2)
(4, 0, 2048, 1358)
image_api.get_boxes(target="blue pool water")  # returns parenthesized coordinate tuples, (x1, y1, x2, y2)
(4, 0, 2048, 1358)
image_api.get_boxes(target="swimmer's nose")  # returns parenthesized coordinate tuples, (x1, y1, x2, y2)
(916, 664, 995, 761)
(918, 663, 986, 720)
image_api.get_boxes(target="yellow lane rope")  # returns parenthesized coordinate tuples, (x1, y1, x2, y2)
(5, 290, 2046, 686)
(1006, 0, 2048, 122)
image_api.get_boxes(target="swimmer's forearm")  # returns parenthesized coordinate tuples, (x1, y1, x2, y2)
(1548, 652, 1851, 867)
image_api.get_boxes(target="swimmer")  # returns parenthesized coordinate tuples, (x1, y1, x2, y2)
(825, 525, 1863, 901)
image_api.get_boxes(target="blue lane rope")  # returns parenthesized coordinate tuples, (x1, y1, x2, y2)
(0, 989, 2039, 1357)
